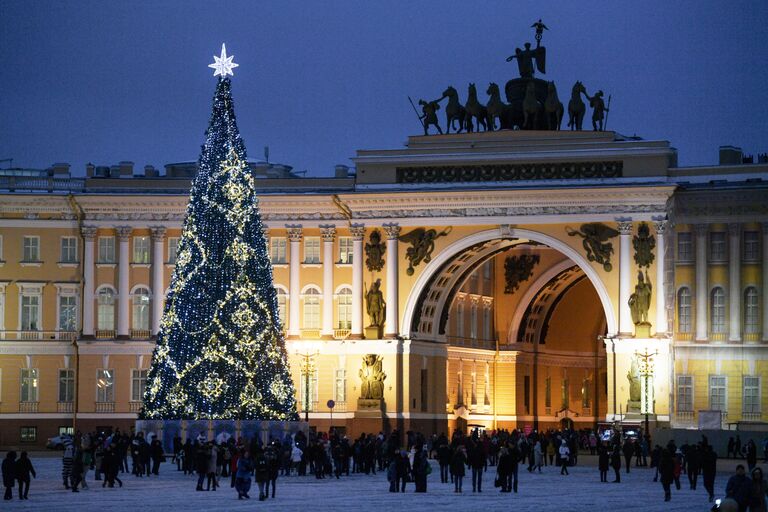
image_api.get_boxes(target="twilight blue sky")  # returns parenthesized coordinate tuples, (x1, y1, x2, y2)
(1, 1, 766, 176)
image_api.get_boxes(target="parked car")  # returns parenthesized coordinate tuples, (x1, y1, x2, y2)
(46, 434, 72, 450)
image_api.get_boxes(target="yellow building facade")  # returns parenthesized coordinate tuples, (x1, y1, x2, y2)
(0, 131, 766, 447)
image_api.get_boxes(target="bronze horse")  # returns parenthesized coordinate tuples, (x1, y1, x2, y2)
(567, 81, 586, 130)
(522, 81, 541, 130)
(464, 83, 487, 132)
(544, 81, 564, 130)
(486, 83, 510, 131)
(441, 86, 467, 134)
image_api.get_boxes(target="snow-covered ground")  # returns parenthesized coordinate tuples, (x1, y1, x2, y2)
(1, 454, 750, 511)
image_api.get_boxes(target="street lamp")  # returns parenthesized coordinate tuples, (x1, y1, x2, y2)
(634, 348, 657, 436)
(294, 342, 320, 423)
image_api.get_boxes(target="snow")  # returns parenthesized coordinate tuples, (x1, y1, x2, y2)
(1, 453, 749, 511)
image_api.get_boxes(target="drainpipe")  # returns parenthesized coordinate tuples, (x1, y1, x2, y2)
(67, 194, 84, 432)
(493, 338, 498, 430)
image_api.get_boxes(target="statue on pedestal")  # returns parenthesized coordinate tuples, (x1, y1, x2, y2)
(365, 279, 386, 338)
(629, 270, 652, 335)
(627, 356, 642, 412)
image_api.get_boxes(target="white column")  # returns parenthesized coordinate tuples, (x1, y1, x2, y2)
(383, 223, 401, 338)
(654, 220, 667, 337)
(287, 226, 302, 339)
(694, 223, 709, 341)
(116, 226, 132, 339)
(350, 224, 365, 339)
(150, 227, 166, 337)
(728, 223, 741, 342)
(320, 225, 335, 339)
(81, 226, 98, 338)
(617, 220, 633, 335)
(762, 223, 768, 342)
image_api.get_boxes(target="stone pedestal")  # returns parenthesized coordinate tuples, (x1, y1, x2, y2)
(364, 325, 383, 340)
(634, 322, 651, 338)
(626, 400, 642, 414)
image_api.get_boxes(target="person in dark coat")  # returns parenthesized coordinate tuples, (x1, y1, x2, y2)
(101, 444, 122, 488)
(411, 444, 428, 493)
(598, 442, 610, 482)
(659, 448, 675, 501)
(610, 445, 622, 483)
(14, 452, 35, 500)
(437, 441, 451, 483)
(2, 451, 16, 500)
(253, 449, 270, 501)
(622, 439, 634, 474)
(496, 446, 512, 493)
(150, 439, 163, 475)
(468, 440, 486, 492)
(235, 450, 253, 499)
(687, 444, 700, 490)
(701, 443, 718, 503)
(748, 467, 767, 512)
(506, 443, 521, 493)
(265, 445, 280, 499)
(195, 442, 208, 491)
(725, 464, 752, 512)
(746, 440, 758, 473)
(450, 446, 467, 493)
(394, 450, 411, 493)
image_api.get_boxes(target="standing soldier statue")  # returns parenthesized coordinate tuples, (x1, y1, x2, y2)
(583, 89, 610, 131)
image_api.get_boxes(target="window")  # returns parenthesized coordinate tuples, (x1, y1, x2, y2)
(58, 369, 74, 402)
(582, 378, 591, 408)
(96, 369, 115, 402)
(167, 237, 180, 264)
(337, 287, 352, 329)
(456, 302, 464, 337)
(483, 261, 492, 280)
(676, 375, 693, 412)
(482, 307, 491, 340)
(561, 378, 569, 409)
(20, 368, 39, 402)
(338, 236, 353, 264)
(304, 237, 320, 263)
(22, 236, 40, 261)
(21, 294, 40, 331)
(58, 426, 74, 436)
(59, 295, 77, 331)
(98, 237, 115, 263)
(132, 369, 148, 402)
(60, 237, 77, 263)
(131, 287, 150, 331)
(744, 287, 759, 334)
(710, 287, 726, 334)
(275, 288, 287, 327)
(743, 376, 761, 414)
(523, 375, 530, 413)
(709, 232, 726, 262)
(677, 232, 693, 262)
(270, 237, 287, 264)
(97, 288, 116, 330)
(545, 376, 551, 408)
(0, 235, 3, 261)
(303, 288, 321, 329)
(470, 304, 478, 339)
(334, 369, 346, 403)
(709, 375, 726, 411)
(20, 427, 37, 443)
(133, 236, 150, 263)
(743, 231, 760, 261)
(677, 287, 692, 333)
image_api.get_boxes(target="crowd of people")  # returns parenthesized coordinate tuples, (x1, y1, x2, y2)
(1, 425, 768, 509)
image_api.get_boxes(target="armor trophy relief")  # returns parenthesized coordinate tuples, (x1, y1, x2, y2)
(411, 19, 610, 134)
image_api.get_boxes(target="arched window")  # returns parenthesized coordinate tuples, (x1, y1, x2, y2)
(131, 287, 150, 331)
(97, 288, 115, 330)
(710, 287, 726, 334)
(744, 287, 759, 334)
(337, 287, 352, 329)
(677, 287, 692, 333)
(275, 288, 287, 328)
(303, 287, 321, 329)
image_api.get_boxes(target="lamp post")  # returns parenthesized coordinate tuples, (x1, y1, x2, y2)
(295, 343, 319, 423)
(635, 348, 657, 436)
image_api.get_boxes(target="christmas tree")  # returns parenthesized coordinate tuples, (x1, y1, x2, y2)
(141, 46, 297, 420)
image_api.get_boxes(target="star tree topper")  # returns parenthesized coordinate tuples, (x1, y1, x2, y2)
(208, 43, 239, 77)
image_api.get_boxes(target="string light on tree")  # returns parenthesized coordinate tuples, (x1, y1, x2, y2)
(141, 45, 296, 421)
